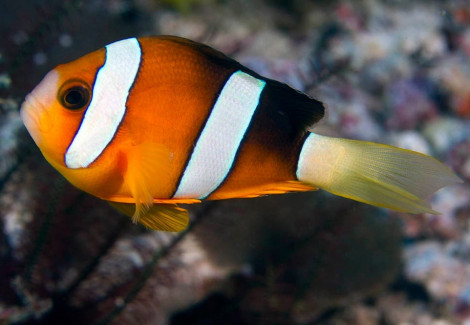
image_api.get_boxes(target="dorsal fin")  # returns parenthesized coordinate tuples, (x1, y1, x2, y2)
(153, 35, 325, 132)
(155, 35, 245, 71)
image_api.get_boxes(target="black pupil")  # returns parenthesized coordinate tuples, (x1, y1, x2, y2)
(65, 88, 84, 105)
(59, 82, 90, 110)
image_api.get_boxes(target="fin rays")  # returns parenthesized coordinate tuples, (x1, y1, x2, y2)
(346, 144, 462, 200)
(336, 170, 437, 214)
(123, 142, 172, 222)
(297, 133, 462, 214)
(139, 204, 189, 232)
(109, 202, 189, 232)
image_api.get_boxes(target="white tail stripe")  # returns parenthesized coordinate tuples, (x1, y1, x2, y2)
(65, 38, 141, 168)
(296, 133, 331, 187)
(173, 71, 266, 199)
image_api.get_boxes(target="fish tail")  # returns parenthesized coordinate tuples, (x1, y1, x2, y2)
(296, 133, 462, 214)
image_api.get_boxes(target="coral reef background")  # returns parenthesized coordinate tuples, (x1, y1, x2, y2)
(1, 0, 470, 324)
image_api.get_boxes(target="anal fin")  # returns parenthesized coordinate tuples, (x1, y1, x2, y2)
(109, 202, 189, 232)
(209, 181, 316, 200)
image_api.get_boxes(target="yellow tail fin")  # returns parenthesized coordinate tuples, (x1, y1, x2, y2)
(296, 133, 462, 214)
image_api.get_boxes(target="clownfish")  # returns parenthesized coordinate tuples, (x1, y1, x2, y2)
(20, 36, 461, 232)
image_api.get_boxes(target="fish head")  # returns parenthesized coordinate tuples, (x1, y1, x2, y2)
(20, 48, 105, 168)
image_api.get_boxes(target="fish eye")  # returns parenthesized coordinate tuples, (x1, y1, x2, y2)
(58, 80, 91, 110)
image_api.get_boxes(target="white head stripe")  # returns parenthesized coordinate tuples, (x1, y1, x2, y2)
(173, 71, 266, 199)
(65, 38, 141, 168)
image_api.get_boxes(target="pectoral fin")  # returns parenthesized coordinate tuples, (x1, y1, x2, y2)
(119, 142, 172, 223)
(109, 202, 189, 232)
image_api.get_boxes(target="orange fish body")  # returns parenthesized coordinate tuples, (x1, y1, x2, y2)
(21, 36, 461, 232)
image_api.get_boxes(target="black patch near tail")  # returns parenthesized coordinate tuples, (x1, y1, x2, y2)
(259, 79, 325, 137)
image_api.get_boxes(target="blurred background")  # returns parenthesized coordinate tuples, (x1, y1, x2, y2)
(1, 0, 470, 324)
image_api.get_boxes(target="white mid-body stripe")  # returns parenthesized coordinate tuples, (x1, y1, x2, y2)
(65, 38, 141, 168)
(173, 71, 266, 199)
